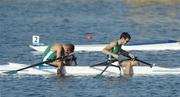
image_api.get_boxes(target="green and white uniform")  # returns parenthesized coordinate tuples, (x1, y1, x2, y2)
(107, 41, 122, 60)
(41, 44, 57, 67)
(42, 44, 56, 61)
(41, 44, 75, 67)
(107, 40, 129, 60)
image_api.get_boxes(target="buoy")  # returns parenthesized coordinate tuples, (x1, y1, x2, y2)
(85, 34, 93, 41)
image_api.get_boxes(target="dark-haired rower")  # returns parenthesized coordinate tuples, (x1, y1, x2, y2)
(103, 32, 140, 76)
(42, 43, 75, 78)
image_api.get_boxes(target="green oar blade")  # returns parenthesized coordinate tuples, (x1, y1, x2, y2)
(3, 70, 18, 74)
(94, 74, 104, 78)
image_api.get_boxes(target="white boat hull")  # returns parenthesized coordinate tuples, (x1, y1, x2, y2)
(1, 63, 180, 76)
(29, 41, 180, 52)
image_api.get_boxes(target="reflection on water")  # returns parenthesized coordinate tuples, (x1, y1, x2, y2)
(122, 0, 180, 40)
(127, 0, 180, 5)
(1, 0, 180, 97)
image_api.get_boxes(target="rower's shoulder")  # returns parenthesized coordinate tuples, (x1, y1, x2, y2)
(52, 43, 63, 49)
(53, 43, 63, 46)
(110, 40, 118, 45)
(104, 40, 118, 49)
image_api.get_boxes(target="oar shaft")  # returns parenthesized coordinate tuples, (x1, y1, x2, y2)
(94, 59, 118, 77)
(90, 62, 108, 67)
(90, 59, 117, 67)
(99, 64, 111, 75)
(124, 55, 153, 68)
(16, 57, 64, 71)
(4, 52, 75, 74)
(17, 63, 43, 71)
(135, 58, 153, 68)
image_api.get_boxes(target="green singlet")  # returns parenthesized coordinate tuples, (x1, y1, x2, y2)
(42, 44, 57, 61)
(107, 41, 122, 60)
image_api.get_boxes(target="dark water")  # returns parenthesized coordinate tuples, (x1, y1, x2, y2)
(0, 0, 180, 97)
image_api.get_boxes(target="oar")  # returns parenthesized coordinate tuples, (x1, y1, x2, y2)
(94, 55, 153, 78)
(95, 63, 111, 78)
(90, 59, 117, 67)
(124, 55, 153, 68)
(134, 58, 153, 68)
(121, 50, 153, 68)
(94, 59, 117, 78)
(3, 52, 75, 74)
(90, 61, 108, 67)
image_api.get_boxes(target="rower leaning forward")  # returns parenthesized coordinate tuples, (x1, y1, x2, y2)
(40, 43, 76, 78)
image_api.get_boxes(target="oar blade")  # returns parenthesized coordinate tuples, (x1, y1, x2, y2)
(94, 74, 104, 78)
(3, 70, 18, 74)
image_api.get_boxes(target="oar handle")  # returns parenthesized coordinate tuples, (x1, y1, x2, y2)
(90, 62, 107, 67)
(123, 55, 153, 68)
(135, 58, 153, 68)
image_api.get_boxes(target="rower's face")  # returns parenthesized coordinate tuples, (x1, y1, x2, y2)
(122, 38, 129, 45)
(64, 47, 72, 54)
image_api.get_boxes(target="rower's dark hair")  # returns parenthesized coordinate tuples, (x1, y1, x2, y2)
(120, 32, 131, 40)
(64, 43, 75, 52)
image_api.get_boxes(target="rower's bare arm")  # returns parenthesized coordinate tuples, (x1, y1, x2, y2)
(102, 41, 118, 59)
(51, 44, 64, 68)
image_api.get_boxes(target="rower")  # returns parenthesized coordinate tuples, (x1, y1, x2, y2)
(103, 32, 140, 76)
(41, 43, 75, 78)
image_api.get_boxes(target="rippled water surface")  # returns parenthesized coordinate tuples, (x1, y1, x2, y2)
(0, 0, 180, 97)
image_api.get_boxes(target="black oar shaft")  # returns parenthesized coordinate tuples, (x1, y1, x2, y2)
(135, 58, 153, 68)
(16, 57, 63, 71)
(90, 62, 107, 67)
(4, 53, 74, 74)
(90, 59, 117, 67)
(94, 59, 118, 77)
(99, 64, 111, 75)
(94, 54, 153, 77)
(124, 55, 153, 68)
(17, 63, 43, 71)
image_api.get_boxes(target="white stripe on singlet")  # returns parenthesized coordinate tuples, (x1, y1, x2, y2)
(43, 51, 54, 61)
(42, 51, 54, 66)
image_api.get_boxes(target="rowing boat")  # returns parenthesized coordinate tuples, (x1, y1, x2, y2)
(29, 40, 180, 52)
(1, 63, 180, 76)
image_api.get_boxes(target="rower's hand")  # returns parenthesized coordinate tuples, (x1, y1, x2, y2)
(128, 53, 135, 60)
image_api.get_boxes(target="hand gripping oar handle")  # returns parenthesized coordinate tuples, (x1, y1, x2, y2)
(3, 52, 75, 74)
(124, 55, 153, 68)
(134, 58, 153, 68)
(120, 50, 153, 68)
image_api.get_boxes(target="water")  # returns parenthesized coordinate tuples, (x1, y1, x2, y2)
(1, 75, 180, 97)
(0, 0, 180, 97)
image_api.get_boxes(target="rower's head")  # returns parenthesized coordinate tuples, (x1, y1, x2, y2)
(63, 43, 75, 54)
(119, 32, 131, 45)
